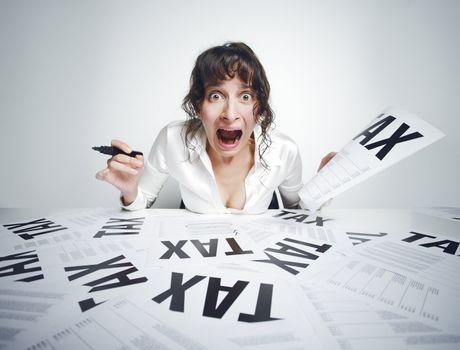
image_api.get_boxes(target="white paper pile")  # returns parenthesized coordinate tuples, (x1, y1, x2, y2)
(1, 109, 457, 350)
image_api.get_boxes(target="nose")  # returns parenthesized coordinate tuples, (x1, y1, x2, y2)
(221, 99, 240, 122)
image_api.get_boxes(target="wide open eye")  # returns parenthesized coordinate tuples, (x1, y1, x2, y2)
(209, 92, 222, 102)
(241, 92, 253, 102)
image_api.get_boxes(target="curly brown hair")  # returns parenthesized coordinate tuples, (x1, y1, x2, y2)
(182, 42, 274, 169)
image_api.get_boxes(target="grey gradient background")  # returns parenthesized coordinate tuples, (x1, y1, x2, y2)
(0, 0, 459, 209)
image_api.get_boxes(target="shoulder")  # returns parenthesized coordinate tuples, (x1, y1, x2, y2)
(147, 120, 190, 165)
(148, 120, 188, 157)
(269, 129, 300, 158)
(161, 120, 186, 135)
(152, 120, 205, 160)
(154, 120, 186, 142)
(271, 129, 297, 146)
(259, 128, 300, 167)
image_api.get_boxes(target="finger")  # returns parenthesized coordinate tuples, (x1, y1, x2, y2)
(134, 154, 144, 167)
(132, 157, 144, 169)
(98, 169, 121, 187)
(112, 153, 136, 164)
(108, 159, 139, 175)
(112, 154, 144, 169)
(95, 168, 110, 181)
(95, 168, 122, 189)
(134, 155, 144, 168)
(111, 139, 132, 154)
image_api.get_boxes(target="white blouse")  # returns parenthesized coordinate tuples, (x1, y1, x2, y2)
(122, 120, 307, 214)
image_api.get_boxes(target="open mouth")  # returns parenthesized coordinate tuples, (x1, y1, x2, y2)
(216, 128, 243, 145)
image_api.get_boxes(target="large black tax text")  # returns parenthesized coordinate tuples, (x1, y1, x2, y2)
(2, 218, 67, 240)
(272, 210, 331, 226)
(353, 114, 423, 160)
(94, 217, 146, 238)
(254, 237, 332, 275)
(159, 237, 253, 259)
(64, 254, 148, 311)
(153, 272, 280, 323)
(0, 250, 44, 282)
(402, 231, 460, 256)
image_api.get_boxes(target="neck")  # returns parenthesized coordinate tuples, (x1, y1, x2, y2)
(207, 142, 255, 166)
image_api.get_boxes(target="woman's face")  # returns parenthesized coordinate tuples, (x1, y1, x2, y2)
(199, 76, 257, 160)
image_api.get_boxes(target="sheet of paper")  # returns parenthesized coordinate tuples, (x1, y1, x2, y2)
(157, 216, 243, 238)
(238, 214, 352, 248)
(51, 207, 122, 227)
(146, 232, 266, 268)
(349, 230, 460, 292)
(0, 208, 160, 255)
(299, 107, 445, 211)
(0, 283, 84, 350)
(41, 249, 151, 313)
(411, 207, 460, 238)
(27, 265, 324, 349)
(25, 299, 215, 350)
(54, 208, 160, 241)
(0, 240, 150, 313)
(132, 265, 324, 349)
(344, 228, 389, 246)
(247, 233, 345, 280)
(414, 207, 460, 221)
(0, 214, 83, 252)
(296, 283, 460, 350)
(0, 238, 146, 283)
(262, 210, 389, 247)
(264, 209, 334, 227)
(312, 231, 460, 334)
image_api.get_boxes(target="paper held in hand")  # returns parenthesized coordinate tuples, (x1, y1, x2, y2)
(300, 107, 445, 212)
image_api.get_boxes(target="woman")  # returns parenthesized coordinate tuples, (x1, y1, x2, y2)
(96, 42, 335, 214)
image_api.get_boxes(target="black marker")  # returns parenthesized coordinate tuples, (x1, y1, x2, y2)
(92, 146, 143, 157)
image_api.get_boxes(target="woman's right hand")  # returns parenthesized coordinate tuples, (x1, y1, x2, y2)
(95, 139, 144, 205)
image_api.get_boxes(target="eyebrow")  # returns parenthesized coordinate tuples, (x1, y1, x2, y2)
(205, 82, 253, 90)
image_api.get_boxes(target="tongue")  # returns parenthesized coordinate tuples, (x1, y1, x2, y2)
(220, 130, 238, 138)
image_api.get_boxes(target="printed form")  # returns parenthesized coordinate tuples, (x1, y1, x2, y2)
(300, 107, 445, 211)
(296, 284, 460, 350)
(27, 265, 324, 350)
(0, 283, 83, 350)
(311, 231, 460, 334)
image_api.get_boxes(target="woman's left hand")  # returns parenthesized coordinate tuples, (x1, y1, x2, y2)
(318, 152, 337, 172)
